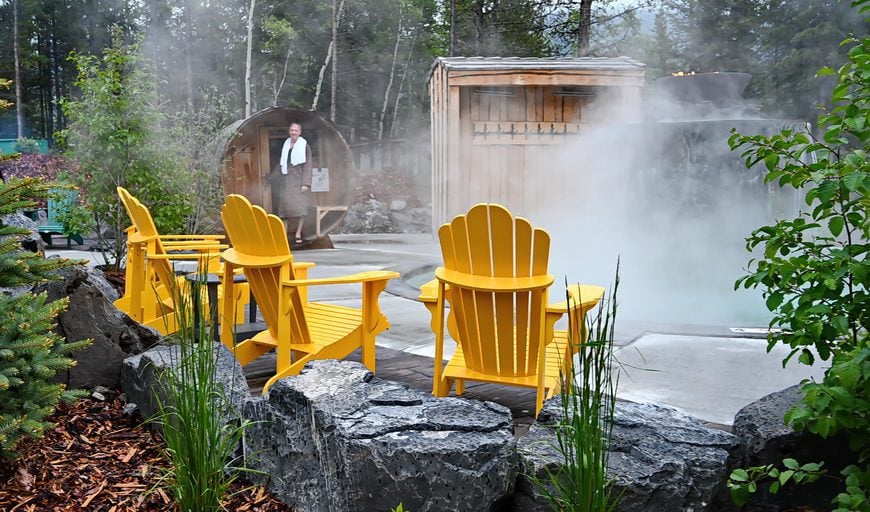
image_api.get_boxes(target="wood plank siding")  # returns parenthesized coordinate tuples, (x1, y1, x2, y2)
(428, 57, 646, 228)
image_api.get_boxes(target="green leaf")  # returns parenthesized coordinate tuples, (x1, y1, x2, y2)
(843, 170, 865, 192)
(730, 469, 750, 482)
(829, 216, 846, 237)
(783, 459, 800, 470)
(766, 293, 785, 310)
(730, 486, 751, 506)
(769, 480, 781, 494)
(800, 462, 822, 472)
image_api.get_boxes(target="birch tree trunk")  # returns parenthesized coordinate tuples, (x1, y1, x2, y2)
(311, 40, 332, 111)
(389, 35, 417, 139)
(245, 0, 256, 117)
(272, 47, 293, 106)
(183, 1, 195, 116)
(312, 0, 344, 113)
(378, 8, 403, 140)
(13, 0, 24, 139)
(449, 0, 456, 56)
(329, 0, 339, 122)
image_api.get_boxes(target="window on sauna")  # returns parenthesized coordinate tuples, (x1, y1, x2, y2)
(473, 87, 515, 97)
(553, 86, 598, 98)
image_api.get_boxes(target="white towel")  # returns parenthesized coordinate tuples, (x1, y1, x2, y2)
(279, 136, 308, 174)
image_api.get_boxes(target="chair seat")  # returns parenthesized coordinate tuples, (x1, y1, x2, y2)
(443, 332, 571, 393)
(295, 303, 363, 354)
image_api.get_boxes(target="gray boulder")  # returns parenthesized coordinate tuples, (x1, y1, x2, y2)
(514, 400, 738, 512)
(120, 341, 249, 421)
(34, 264, 160, 389)
(732, 385, 855, 511)
(244, 360, 516, 512)
(2, 211, 45, 253)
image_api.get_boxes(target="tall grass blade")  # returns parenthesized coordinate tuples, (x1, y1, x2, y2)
(151, 264, 254, 511)
(532, 263, 622, 512)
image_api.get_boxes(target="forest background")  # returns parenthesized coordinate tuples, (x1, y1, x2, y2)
(0, 0, 867, 174)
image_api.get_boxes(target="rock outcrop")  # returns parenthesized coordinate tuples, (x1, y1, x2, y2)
(514, 400, 739, 512)
(35, 265, 161, 389)
(120, 341, 249, 421)
(244, 360, 516, 512)
(732, 385, 855, 511)
(3, 212, 45, 253)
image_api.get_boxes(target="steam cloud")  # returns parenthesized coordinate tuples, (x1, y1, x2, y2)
(534, 85, 795, 327)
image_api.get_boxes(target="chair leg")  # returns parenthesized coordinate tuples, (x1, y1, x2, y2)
(434, 375, 453, 397)
(262, 353, 314, 394)
(361, 333, 376, 372)
(455, 379, 465, 396)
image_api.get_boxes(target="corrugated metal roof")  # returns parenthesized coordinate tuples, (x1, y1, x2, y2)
(431, 56, 645, 73)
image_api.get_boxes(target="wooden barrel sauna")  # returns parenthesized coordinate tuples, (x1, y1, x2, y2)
(220, 106, 354, 241)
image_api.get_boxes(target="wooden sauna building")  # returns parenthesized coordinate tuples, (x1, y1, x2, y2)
(220, 107, 354, 241)
(428, 57, 646, 227)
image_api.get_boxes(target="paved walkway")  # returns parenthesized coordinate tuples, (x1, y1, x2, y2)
(47, 233, 826, 428)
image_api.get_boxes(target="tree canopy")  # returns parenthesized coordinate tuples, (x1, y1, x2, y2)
(0, 0, 866, 143)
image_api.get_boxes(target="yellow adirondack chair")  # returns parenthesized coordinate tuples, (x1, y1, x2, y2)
(114, 186, 233, 335)
(219, 194, 400, 393)
(430, 203, 603, 415)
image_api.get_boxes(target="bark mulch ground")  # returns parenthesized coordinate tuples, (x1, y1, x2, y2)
(0, 395, 292, 512)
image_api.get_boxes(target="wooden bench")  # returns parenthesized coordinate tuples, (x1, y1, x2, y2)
(315, 206, 349, 237)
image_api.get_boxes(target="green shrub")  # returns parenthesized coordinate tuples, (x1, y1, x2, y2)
(14, 138, 40, 154)
(0, 178, 90, 458)
(58, 26, 192, 270)
(728, 9, 870, 509)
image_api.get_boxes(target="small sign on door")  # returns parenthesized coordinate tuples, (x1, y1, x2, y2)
(311, 168, 330, 192)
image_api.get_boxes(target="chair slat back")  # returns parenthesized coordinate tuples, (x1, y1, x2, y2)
(438, 203, 550, 378)
(117, 186, 176, 292)
(221, 194, 309, 344)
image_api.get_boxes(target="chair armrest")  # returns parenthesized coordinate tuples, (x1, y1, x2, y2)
(566, 284, 605, 309)
(159, 234, 225, 241)
(435, 267, 553, 292)
(162, 240, 224, 247)
(547, 284, 605, 312)
(145, 248, 227, 260)
(222, 248, 292, 268)
(128, 232, 157, 244)
(162, 243, 227, 252)
(293, 261, 316, 270)
(417, 278, 438, 303)
(283, 270, 399, 287)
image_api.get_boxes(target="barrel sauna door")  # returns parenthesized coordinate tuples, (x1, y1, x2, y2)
(258, 125, 322, 218)
(258, 126, 291, 213)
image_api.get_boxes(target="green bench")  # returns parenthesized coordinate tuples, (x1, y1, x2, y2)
(37, 189, 84, 248)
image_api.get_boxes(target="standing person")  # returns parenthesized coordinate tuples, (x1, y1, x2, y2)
(274, 122, 312, 245)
